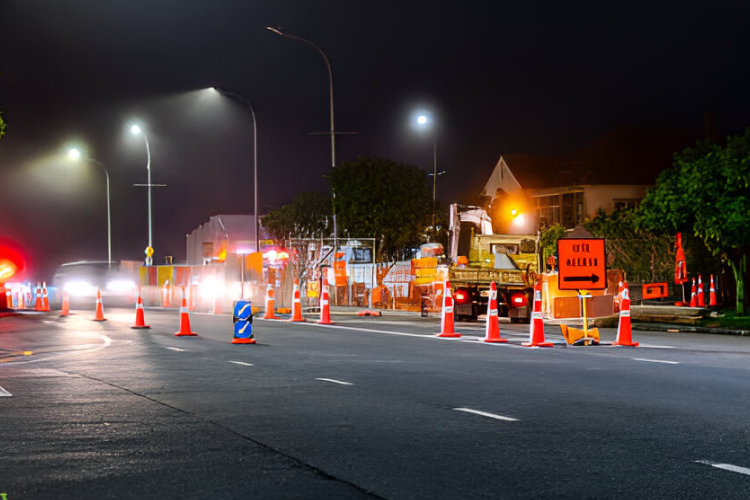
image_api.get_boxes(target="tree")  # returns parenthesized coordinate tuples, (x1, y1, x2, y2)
(539, 223, 567, 269)
(263, 191, 333, 240)
(327, 156, 432, 261)
(638, 129, 750, 314)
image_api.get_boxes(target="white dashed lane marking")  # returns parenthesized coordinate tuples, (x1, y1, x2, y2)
(0, 385, 11, 397)
(316, 378, 353, 386)
(454, 408, 518, 422)
(165, 347, 186, 352)
(633, 358, 680, 365)
(228, 361, 254, 367)
(695, 460, 750, 476)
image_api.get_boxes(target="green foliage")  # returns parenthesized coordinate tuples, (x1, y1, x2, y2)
(0, 112, 5, 140)
(638, 128, 750, 314)
(262, 191, 332, 240)
(539, 224, 567, 264)
(584, 208, 673, 282)
(327, 156, 432, 261)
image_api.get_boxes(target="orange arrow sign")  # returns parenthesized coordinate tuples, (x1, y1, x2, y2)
(557, 238, 606, 290)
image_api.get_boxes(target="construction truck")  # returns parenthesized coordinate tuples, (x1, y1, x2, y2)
(447, 204, 539, 322)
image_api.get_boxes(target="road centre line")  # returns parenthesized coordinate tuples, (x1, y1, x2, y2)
(454, 408, 518, 422)
(695, 460, 750, 476)
(316, 378, 354, 386)
(228, 361, 254, 367)
(633, 358, 680, 365)
(165, 347, 186, 352)
(310, 323, 440, 339)
(0, 385, 11, 397)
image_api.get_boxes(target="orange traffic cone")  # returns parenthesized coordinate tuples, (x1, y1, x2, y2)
(436, 281, 461, 338)
(131, 293, 150, 329)
(93, 289, 107, 322)
(689, 278, 697, 307)
(60, 291, 70, 317)
(41, 282, 50, 311)
(522, 281, 553, 347)
(709, 274, 718, 307)
(263, 283, 279, 319)
(34, 282, 42, 311)
(175, 288, 198, 336)
(290, 279, 305, 322)
(318, 282, 333, 325)
(612, 282, 639, 347)
(484, 281, 508, 343)
(697, 274, 705, 307)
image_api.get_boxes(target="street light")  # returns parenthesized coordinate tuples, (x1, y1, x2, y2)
(415, 113, 444, 228)
(266, 26, 338, 245)
(207, 87, 259, 254)
(67, 147, 112, 268)
(130, 124, 154, 265)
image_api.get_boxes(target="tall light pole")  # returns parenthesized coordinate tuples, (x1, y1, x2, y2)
(208, 87, 259, 253)
(416, 114, 443, 228)
(266, 26, 338, 244)
(67, 148, 112, 268)
(130, 124, 153, 265)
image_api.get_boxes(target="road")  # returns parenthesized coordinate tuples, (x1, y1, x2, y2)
(1, 307, 749, 499)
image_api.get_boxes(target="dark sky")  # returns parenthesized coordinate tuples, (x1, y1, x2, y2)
(1, 0, 749, 278)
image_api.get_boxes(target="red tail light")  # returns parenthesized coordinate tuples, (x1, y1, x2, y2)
(453, 289, 470, 304)
(510, 292, 528, 308)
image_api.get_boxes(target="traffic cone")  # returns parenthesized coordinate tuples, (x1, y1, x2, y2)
(709, 274, 718, 307)
(41, 282, 50, 311)
(131, 293, 150, 329)
(175, 288, 198, 336)
(289, 279, 305, 322)
(612, 282, 639, 347)
(522, 281, 553, 347)
(18, 290, 25, 310)
(436, 281, 460, 338)
(689, 278, 697, 307)
(60, 291, 70, 317)
(34, 282, 42, 311)
(93, 289, 107, 322)
(483, 281, 508, 343)
(318, 282, 333, 324)
(697, 274, 705, 307)
(263, 283, 279, 319)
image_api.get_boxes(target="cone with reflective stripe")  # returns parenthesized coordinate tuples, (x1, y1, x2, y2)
(93, 289, 107, 322)
(318, 282, 333, 324)
(689, 278, 697, 307)
(290, 279, 305, 322)
(709, 274, 718, 307)
(34, 283, 42, 311)
(697, 274, 705, 307)
(522, 281, 553, 347)
(436, 281, 461, 338)
(175, 288, 198, 336)
(263, 283, 279, 319)
(483, 281, 508, 343)
(41, 282, 50, 311)
(131, 293, 150, 329)
(613, 282, 639, 346)
(60, 291, 70, 317)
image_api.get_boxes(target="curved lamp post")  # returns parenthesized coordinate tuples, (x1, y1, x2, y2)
(130, 124, 153, 265)
(68, 148, 112, 268)
(415, 114, 443, 228)
(209, 87, 259, 254)
(266, 26, 338, 244)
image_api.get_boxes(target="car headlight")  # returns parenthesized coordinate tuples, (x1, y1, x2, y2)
(65, 281, 97, 296)
(106, 280, 137, 293)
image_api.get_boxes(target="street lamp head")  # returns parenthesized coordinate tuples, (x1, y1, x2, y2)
(417, 115, 428, 125)
(67, 148, 82, 161)
(266, 26, 284, 36)
(130, 124, 142, 135)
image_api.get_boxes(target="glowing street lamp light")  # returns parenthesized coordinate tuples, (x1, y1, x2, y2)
(130, 124, 154, 265)
(67, 147, 112, 268)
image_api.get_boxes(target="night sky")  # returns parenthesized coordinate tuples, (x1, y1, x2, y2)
(1, 0, 749, 278)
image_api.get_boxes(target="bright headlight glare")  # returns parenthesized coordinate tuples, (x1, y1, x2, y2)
(65, 281, 97, 296)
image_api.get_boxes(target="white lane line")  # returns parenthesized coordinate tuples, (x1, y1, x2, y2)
(165, 347, 186, 352)
(633, 358, 680, 365)
(695, 460, 750, 476)
(316, 378, 354, 386)
(0, 385, 11, 397)
(637, 344, 674, 349)
(454, 408, 519, 422)
(228, 361, 254, 367)
(306, 323, 438, 339)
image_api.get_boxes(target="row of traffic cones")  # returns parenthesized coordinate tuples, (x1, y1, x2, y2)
(689, 274, 718, 307)
(434, 280, 639, 347)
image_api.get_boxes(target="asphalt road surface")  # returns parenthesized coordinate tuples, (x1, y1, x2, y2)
(1, 307, 750, 499)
